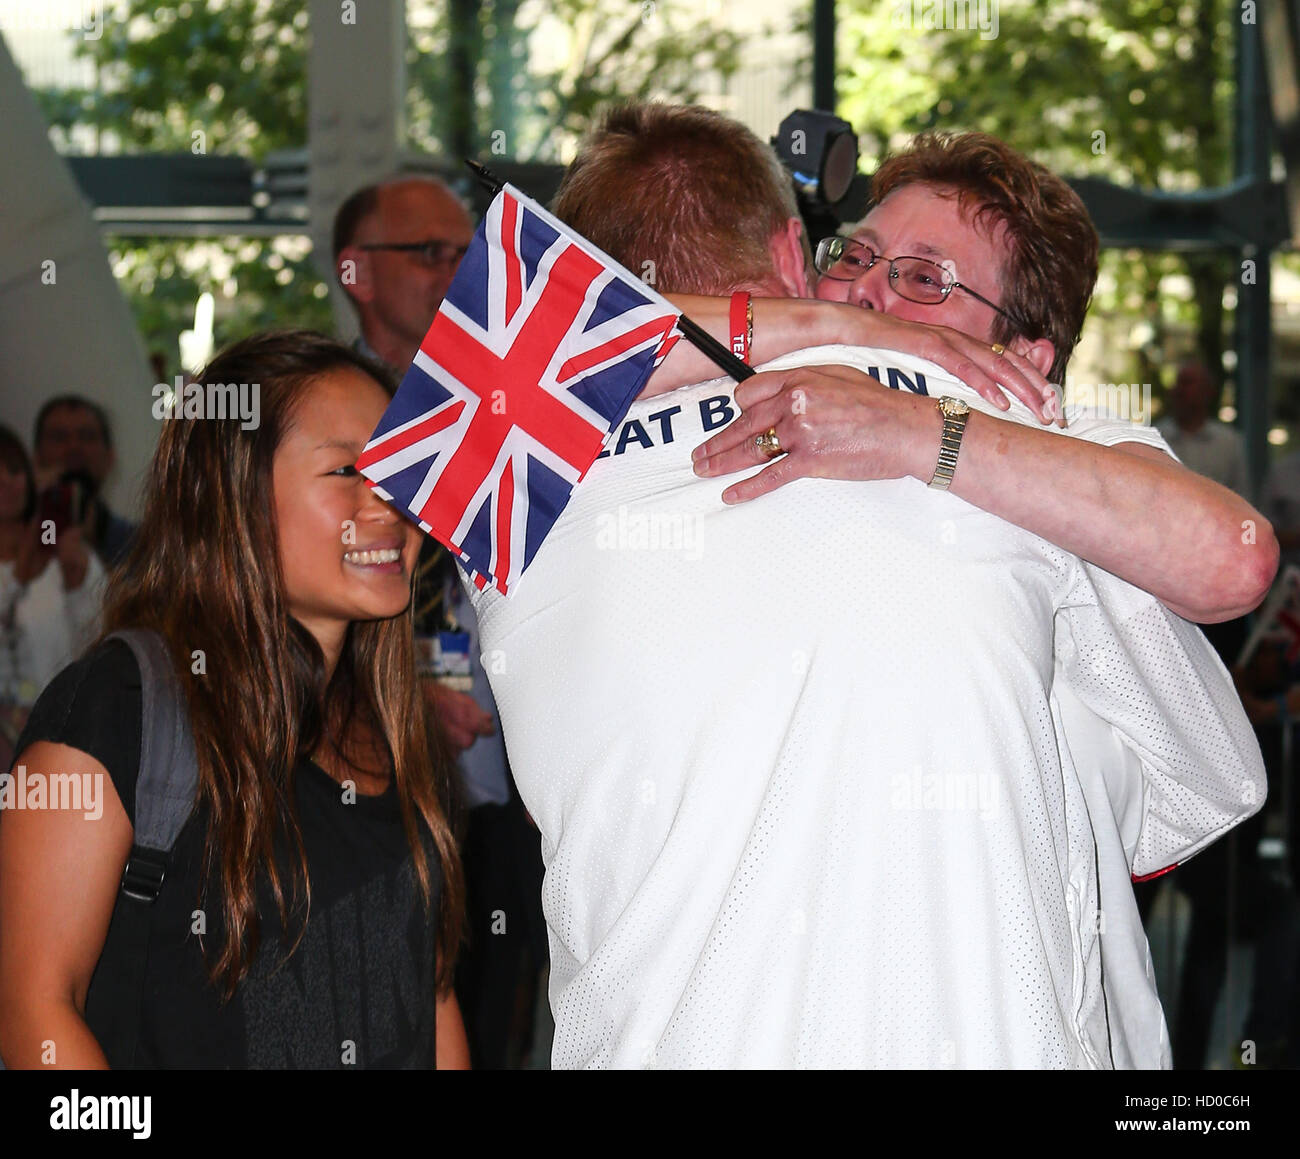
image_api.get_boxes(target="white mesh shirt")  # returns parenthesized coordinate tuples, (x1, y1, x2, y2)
(1050, 566, 1266, 1068)
(467, 343, 1265, 1069)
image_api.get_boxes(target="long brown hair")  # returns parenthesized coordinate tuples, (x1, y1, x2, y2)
(100, 329, 463, 994)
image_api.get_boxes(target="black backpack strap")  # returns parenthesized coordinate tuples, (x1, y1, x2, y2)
(83, 628, 199, 1067)
(111, 628, 200, 896)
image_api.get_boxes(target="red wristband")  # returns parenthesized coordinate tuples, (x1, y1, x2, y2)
(730, 291, 751, 364)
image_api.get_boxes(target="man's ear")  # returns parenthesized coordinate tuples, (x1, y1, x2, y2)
(336, 246, 375, 306)
(770, 217, 813, 299)
(1010, 335, 1056, 381)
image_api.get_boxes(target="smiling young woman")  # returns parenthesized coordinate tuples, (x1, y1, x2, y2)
(0, 330, 467, 1069)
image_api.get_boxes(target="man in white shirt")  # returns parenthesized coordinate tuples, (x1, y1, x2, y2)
(466, 105, 1267, 1067)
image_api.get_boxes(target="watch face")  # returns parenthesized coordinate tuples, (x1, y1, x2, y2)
(940, 396, 971, 417)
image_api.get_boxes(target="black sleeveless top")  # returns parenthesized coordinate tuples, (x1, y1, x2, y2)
(13, 639, 439, 1068)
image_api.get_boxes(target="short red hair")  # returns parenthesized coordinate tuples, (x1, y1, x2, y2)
(553, 102, 800, 295)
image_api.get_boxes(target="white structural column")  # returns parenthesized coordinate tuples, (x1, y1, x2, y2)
(308, 0, 407, 340)
(0, 33, 153, 516)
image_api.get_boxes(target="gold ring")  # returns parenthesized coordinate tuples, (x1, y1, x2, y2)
(990, 343, 1005, 357)
(754, 427, 783, 458)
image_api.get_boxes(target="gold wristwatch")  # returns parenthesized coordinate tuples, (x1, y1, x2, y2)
(928, 396, 971, 490)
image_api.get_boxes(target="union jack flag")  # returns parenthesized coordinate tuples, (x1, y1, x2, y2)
(357, 185, 682, 595)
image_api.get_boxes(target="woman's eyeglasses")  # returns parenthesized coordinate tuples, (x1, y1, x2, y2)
(814, 235, 1025, 330)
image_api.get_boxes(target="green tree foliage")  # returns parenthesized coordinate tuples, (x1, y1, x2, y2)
(35, 0, 328, 372)
(406, 0, 743, 162)
(519, 0, 742, 159)
(38, 0, 310, 158)
(835, 0, 1244, 394)
(39, 0, 743, 368)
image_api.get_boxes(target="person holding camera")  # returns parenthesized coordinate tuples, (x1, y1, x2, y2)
(32, 396, 136, 570)
(0, 425, 103, 759)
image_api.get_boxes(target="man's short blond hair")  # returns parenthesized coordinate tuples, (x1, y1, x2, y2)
(553, 102, 799, 295)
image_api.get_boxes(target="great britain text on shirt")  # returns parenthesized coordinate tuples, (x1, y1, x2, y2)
(595, 363, 933, 459)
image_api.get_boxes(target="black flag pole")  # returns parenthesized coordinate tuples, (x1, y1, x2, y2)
(674, 316, 755, 382)
(465, 158, 506, 197)
(464, 158, 755, 384)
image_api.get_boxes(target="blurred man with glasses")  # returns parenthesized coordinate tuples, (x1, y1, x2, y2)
(331, 175, 495, 756)
(333, 176, 547, 1069)
(333, 176, 475, 371)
